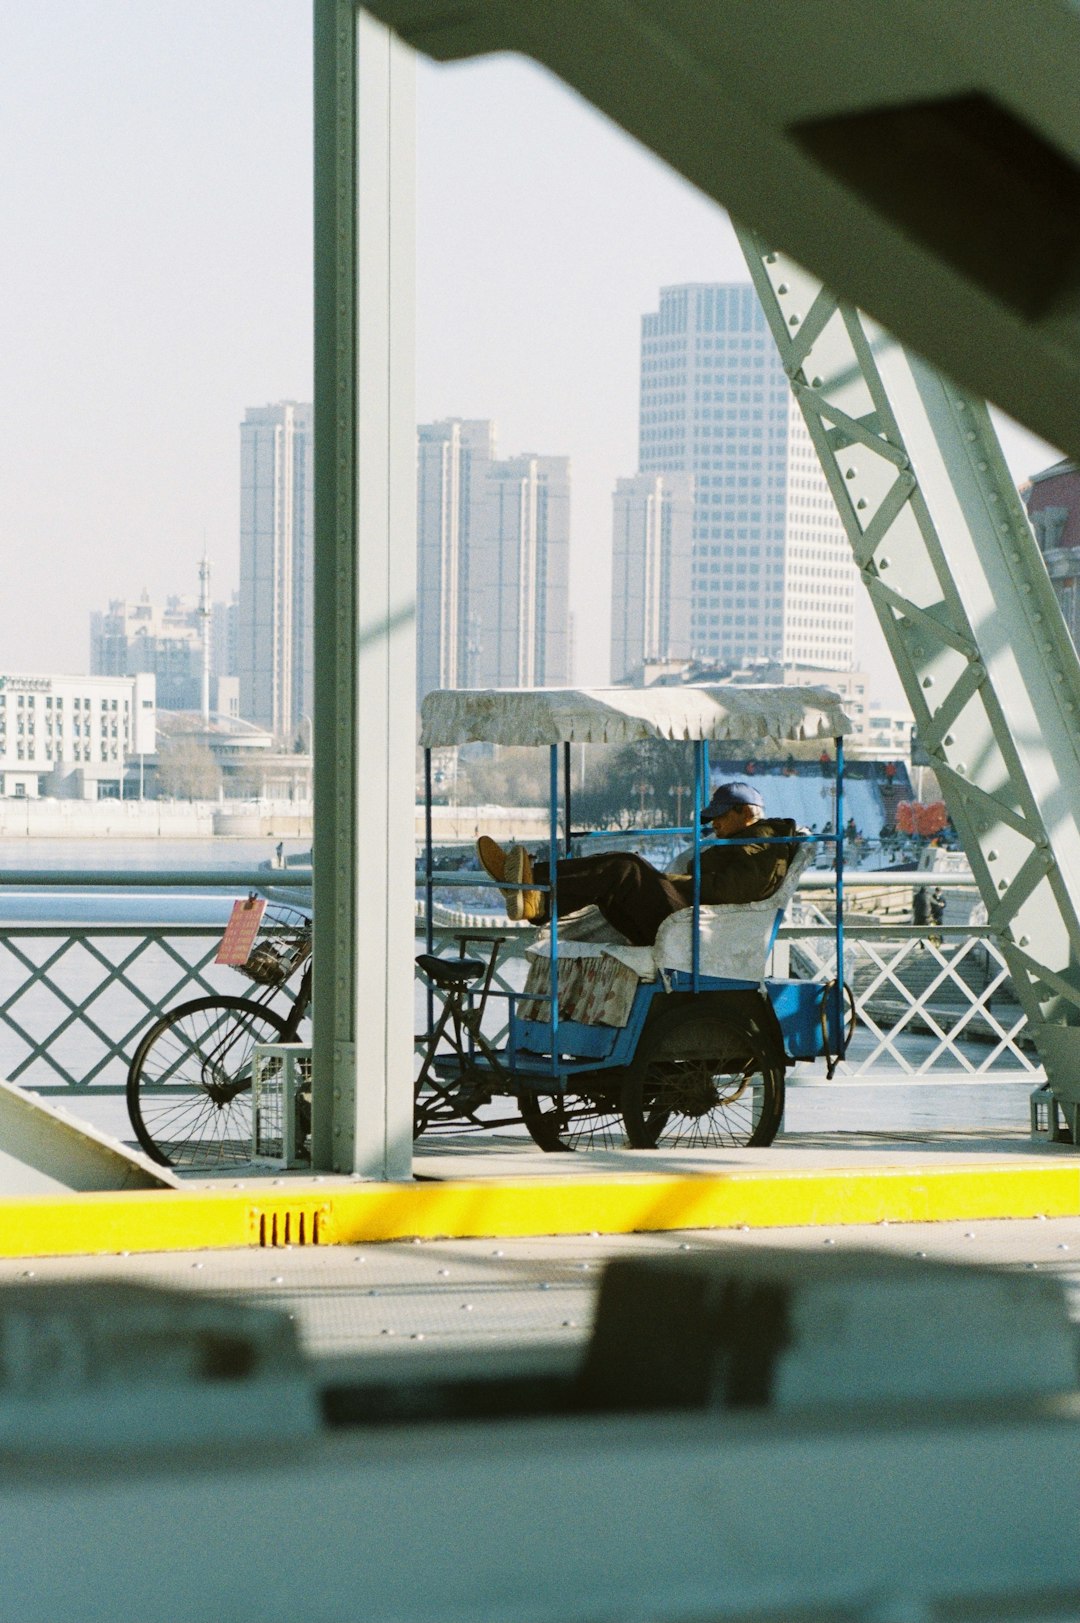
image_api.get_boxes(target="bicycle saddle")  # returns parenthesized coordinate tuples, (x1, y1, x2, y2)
(415, 954, 487, 988)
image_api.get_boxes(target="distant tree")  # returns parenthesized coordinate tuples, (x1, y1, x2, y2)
(572, 740, 696, 831)
(157, 737, 222, 799)
(460, 748, 550, 808)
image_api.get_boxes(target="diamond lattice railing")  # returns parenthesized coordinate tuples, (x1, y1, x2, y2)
(784, 904, 1038, 1075)
(420, 919, 1041, 1084)
(0, 917, 1043, 1097)
(0, 927, 280, 1092)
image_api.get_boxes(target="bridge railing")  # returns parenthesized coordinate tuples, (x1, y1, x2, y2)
(0, 868, 1040, 1095)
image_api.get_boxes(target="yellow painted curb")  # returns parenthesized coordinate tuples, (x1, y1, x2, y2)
(0, 1161, 1078, 1258)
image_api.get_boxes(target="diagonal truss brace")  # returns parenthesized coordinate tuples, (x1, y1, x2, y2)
(737, 229, 1080, 1138)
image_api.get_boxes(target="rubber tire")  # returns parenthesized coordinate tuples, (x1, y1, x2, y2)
(622, 998, 785, 1150)
(518, 1085, 626, 1152)
(127, 995, 290, 1170)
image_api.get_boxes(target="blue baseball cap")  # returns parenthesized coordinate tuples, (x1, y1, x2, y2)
(700, 780, 764, 824)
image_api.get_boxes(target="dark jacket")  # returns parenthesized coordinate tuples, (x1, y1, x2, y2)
(672, 818, 800, 906)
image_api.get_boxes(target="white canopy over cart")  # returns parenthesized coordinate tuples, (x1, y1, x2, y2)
(420, 684, 852, 749)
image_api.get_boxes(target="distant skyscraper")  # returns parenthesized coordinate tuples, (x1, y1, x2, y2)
(475, 450, 570, 688)
(610, 473, 694, 682)
(237, 402, 313, 739)
(416, 420, 570, 700)
(211, 591, 240, 687)
(637, 284, 855, 670)
(91, 586, 233, 712)
(417, 420, 493, 699)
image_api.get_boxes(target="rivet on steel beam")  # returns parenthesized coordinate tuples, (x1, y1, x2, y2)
(998, 879, 1008, 890)
(856, 498, 867, 510)
(987, 850, 998, 861)
(777, 282, 788, 293)
(943, 734, 955, 746)
(1019, 934, 1030, 947)
(811, 376, 823, 387)
(922, 676, 934, 687)
(878, 557, 889, 569)
(789, 314, 800, 326)
(845, 468, 856, 479)
(956, 763, 967, 775)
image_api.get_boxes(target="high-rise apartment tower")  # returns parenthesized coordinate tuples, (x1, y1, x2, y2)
(91, 580, 236, 713)
(416, 419, 570, 702)
(237, 402, 313, 740)
(610, 473, 694, 682)
(638, 284, 855, 669)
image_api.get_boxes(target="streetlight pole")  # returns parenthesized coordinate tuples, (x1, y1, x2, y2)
(669, 782, 688, 828)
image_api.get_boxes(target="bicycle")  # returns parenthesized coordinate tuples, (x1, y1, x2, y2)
(127, 901, 520, 1168)
(126, 901, 313, 1171)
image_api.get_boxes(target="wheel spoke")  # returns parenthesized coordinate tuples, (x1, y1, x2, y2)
(624, 1002, 784, 1150)
(520, 1087, 625, 1151)
(127, 997, 292, 1170)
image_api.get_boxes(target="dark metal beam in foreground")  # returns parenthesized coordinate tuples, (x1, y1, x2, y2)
(364, 0, 1080, 463)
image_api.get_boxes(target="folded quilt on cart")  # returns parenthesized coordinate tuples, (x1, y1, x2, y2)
(519, 942, 651, 1028)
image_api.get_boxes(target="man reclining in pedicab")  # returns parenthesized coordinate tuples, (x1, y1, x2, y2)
(477, 780, 800, 945)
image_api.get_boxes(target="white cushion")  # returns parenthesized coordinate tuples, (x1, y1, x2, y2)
(651, 840, 814, 981)
(525, 932, 657, 982)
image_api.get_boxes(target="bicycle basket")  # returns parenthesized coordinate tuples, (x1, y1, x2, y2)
(240, 934, 311, 986)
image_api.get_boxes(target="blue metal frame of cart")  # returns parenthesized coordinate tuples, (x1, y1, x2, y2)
(419, 685, 852, 1099)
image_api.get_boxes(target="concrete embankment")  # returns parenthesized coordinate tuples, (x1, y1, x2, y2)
(0, 799, 313, 838)
(0, 798, 547, 841)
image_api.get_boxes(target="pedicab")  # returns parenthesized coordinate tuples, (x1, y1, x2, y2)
(415, 684, 854, 1151)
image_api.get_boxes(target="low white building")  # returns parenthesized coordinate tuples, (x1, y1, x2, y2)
(0, 672, 155, 799)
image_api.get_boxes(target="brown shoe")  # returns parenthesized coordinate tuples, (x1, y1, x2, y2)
(476, 835, 508, 884)
(505, 845, 543, 922)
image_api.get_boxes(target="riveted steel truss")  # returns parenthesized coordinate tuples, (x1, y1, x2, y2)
(738, 230, 1080, 1136)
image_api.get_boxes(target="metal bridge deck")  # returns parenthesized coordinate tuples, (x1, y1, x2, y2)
(3, 1208, 1079, 1370)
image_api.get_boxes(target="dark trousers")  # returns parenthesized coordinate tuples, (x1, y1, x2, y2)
(533, 852, 687, 947)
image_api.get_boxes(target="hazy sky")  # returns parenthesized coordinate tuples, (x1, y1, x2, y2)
(0, 1, 1062, 703)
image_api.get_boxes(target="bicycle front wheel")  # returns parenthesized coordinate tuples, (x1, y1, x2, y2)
(127, 996, 289, 1170)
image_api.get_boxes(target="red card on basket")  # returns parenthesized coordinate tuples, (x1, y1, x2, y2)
(216, 897, 267, 965)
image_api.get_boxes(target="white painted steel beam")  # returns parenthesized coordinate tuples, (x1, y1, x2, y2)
(0, 1078, 176, 1192)
(738, 234, 1080, 1135)
(312, 2, 416, 1177)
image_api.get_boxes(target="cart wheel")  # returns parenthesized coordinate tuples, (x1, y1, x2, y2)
(622, 1001, 784, 1150)
(518, 1086, 625, 1152)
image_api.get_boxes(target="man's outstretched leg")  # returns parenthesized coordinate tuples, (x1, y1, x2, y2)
(477, 840, 685, 945)
(476, 836, 543, 922)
